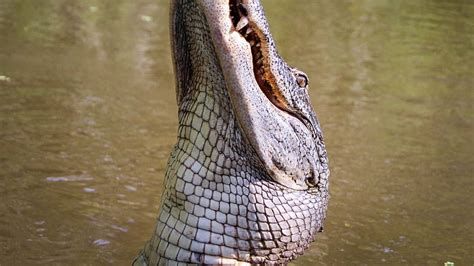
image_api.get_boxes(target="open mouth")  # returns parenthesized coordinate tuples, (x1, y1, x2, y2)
(229, 1, 318, 139)
(229, 0, 289, 112)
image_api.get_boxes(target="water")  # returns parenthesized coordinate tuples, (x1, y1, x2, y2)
(0, 0, 472, 265)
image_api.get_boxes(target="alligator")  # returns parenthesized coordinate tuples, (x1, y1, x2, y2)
(134, 0, 329, 264)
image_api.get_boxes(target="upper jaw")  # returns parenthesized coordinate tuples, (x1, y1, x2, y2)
(198, 0, 328, 190)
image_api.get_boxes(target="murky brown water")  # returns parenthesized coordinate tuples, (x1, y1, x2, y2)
(0, 0, 472, 265)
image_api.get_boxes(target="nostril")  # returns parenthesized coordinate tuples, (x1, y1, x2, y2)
(238, 2, 248, 16)
(229, 0, 241, 27)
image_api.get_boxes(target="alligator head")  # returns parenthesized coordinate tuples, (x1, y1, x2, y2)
(135, 0, 329, 264)
(200, 0, 328, 191)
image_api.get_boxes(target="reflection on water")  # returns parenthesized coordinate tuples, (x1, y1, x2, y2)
(0, 0, 472, 264)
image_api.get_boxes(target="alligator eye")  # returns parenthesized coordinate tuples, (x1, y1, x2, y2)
(296, 73, 308, 88)
(290, 67, 309, 88)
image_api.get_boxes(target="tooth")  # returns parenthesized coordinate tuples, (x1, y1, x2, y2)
(236, 16, 248, 31)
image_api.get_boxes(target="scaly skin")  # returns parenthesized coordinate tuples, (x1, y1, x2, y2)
(134, 0, 329, 265)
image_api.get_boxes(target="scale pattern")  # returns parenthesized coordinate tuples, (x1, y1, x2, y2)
(135, 0, 329, 265)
